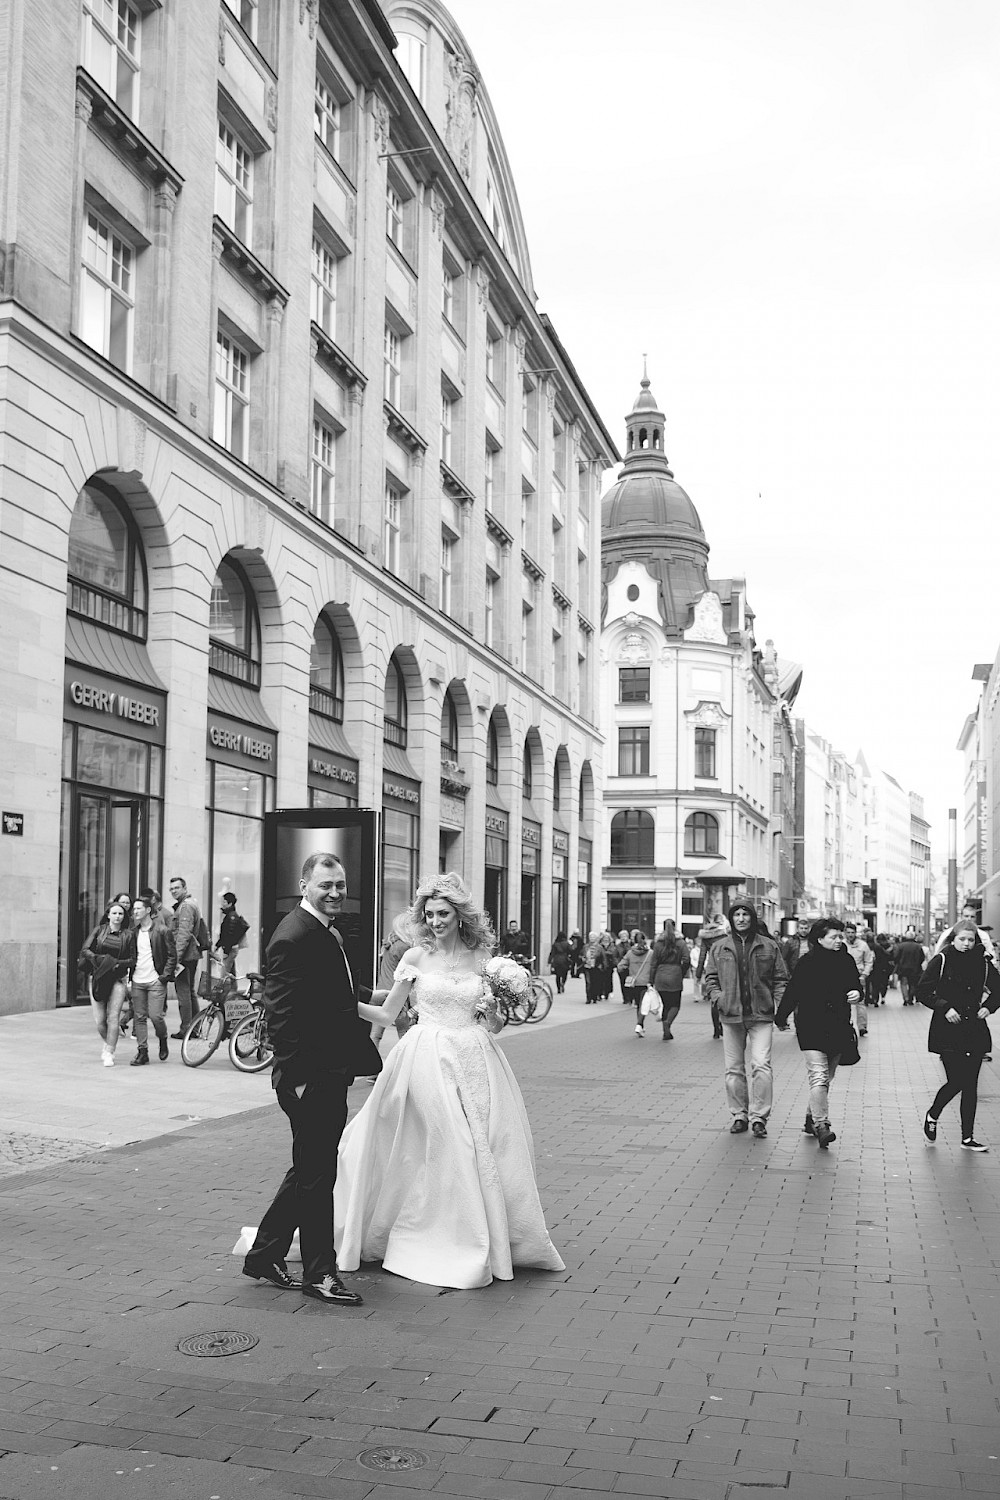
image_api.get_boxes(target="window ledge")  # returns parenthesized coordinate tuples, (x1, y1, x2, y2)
(441, 461, 474, 503)
(577, 611, 594, 635)
(213, 217, 288, 305)
(486, 511, 513, 548)
(312, 324, 367, 388)
(77, 68, 183, 194)
(522, 551, 544, 583)
(384, 401, 427, 455)
(552, 583, 572, 613)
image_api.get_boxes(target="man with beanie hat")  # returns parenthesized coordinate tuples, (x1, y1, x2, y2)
(703, 898, 788, 1138)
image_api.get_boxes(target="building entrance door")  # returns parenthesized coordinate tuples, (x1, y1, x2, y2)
(70, 790, 147, 1001)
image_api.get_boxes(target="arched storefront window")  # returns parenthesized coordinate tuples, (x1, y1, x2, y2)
(209, 558, 261, 688)
(384, 657, 408, 747)
(611, 810, 655, 865)
(309, 614, 344, 720)
(486, 720, 500, 786)
(685, 811, 720, 856)
(441, 691, 459, 764)
(522, 740, 533, 801)
(67, 480, 147, 637)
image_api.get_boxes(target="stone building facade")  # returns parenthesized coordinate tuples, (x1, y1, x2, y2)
(0, 0, 616, 1010)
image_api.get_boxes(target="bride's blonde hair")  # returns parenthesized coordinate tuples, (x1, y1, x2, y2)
(403, 872, 496, 957)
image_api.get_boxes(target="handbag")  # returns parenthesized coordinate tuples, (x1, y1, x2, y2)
(640, 987, 663, 1019)
(839, 1024, 861, 1066)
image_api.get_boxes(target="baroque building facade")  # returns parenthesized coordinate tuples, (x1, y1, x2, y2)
(599, 375, 798, 941)
(0, 0, 616, 1012)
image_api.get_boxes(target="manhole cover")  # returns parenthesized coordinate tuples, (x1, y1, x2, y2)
(177, 1330, 259, 1357)
(357, 1447, 427, 1472)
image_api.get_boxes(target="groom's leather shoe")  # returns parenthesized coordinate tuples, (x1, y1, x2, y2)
(242, 1257, 302, 1290)
(302, 1273, 363, 1307)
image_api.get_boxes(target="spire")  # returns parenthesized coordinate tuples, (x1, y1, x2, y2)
(623, 365, 672, 476)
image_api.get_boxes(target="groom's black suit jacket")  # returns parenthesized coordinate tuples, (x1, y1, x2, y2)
(263, 905, 376, 1091)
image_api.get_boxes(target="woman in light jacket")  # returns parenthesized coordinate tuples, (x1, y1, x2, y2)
(918, 920, 1000, 1151)
(620, 931, 652, 1029)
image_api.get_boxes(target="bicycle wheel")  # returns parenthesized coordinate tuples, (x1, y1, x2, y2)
(525, 979, 553, 1022)
(228, 1010, 274, 1073)
(180, 1006, 224, 1067)
(508, 990, 534, 1024)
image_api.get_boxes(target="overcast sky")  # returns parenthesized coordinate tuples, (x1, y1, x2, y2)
(450, 0, 1000, 861)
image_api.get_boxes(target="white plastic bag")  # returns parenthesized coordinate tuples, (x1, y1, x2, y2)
(640, 987, 662, 1019)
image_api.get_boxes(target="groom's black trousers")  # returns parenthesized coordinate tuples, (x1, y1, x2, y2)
(250, 1075, 349, 1285)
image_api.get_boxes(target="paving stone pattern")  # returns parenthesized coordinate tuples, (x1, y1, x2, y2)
(0, 992, 998, 1498)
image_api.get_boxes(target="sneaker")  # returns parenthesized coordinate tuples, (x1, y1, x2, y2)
(961, 1138, 989, 1152)
(102, 1048, 115, 1067)
(730, 1118, 749, 1133)
(803, 1113, 815, 1135)
(751, 1120, 767, 1138)
(815, 1122, 836, 1148)
(634, 1025, 644, 1037)
(923, 1111, 937, 1143)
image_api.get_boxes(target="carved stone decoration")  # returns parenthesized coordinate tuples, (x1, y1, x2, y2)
(445, 49, 478, 180)
(685, 590, 727, 645)
(218, 12, 226, 63)
(617, 631, 652, 666)
(476, 263, 490, 311)
(371, 93, 390, 155)
(430, 190, 446, 241)
(266, 83, 278, 133)
(75, 82, 93, 124)
(685, 699, 730, 728)
(299, 0, 319, 36)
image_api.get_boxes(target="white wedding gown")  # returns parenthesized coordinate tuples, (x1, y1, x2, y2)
(334, 965, 565, 1289)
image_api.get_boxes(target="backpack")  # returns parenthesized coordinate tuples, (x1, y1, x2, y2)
(195, 913, 211, 952)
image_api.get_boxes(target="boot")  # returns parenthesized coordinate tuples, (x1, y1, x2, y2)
(130, 1045, 149, 1067)
(803, 1113, 815, 1135)
(158, 1035, 169, 1061)
(662, 1005, 680, 1040)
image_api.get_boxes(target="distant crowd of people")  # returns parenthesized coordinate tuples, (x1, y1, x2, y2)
(78, 884, 248, 1067)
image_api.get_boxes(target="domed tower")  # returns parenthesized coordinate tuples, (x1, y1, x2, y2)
(601, 370, 710, 634)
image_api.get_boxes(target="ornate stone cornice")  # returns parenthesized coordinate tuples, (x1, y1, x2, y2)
(441, 462, 474, 503)
(485, 511, 513, 548)
(312, 323, 368, 390)
(76, 68, 183, 194)
(384, 401, 427, 455)
(213, 217, 288, 305)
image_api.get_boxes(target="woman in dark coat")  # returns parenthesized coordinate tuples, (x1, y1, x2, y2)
(80, 900, 137, 1067)
(774, 917, 861, 1148)
(640, 921, 690, 1040)
(917, 919, 1000, 1151)
(546, 931, 572, 994)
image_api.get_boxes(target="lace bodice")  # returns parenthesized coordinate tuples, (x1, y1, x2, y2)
(397, 964, 485, 1031)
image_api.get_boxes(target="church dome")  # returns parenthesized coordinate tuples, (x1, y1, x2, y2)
(602, 471, 704, 538)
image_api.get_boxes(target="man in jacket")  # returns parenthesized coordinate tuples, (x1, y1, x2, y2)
(893, 932, 927, 1006)
(703, 898, 788, 1138)
(168, 876, 204, 1036)
(243, 852, 372, 1306)
(843, 924, 874, 1036)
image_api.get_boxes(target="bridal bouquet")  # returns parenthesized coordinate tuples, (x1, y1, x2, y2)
(476, 955, 529, 1024)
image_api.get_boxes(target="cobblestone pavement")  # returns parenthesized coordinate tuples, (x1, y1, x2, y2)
(0, 1132, 100, 1177)
(0, 987, 998, 1498)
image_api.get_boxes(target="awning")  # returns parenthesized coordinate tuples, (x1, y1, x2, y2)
(383, 741, 420, 782)
(309, 712, 358, 759)
(65, 615, 165, 692)
(208, 673, 276, 730)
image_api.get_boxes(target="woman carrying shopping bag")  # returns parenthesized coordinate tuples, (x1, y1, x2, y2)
(638, 921, 690, 1040)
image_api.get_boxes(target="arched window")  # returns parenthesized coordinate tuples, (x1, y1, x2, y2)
(552, 759, 562, 813)
(486, 720, 500, 786)
(209, 558, 260, 687)
(611, 810, 655, 865)
(67, 480, 147, 637)
(652, 427, 661, 450)
(685, 811, 720, 856)
(638, 426, 647, 449)
(384, 657, 407, 748)
(522, 740, 533, 801)
(309, 615, 344, 721)
(578, 768, 586, 822)
(441, 691, 459, 764)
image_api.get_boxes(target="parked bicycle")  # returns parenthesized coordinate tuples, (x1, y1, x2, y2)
(228, 977, 274, 1073)
(498, 958, 553, 1025)
(179, 963, 266, 1068)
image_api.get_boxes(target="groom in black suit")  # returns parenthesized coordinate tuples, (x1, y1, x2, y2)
(243, 852, 373, 1306)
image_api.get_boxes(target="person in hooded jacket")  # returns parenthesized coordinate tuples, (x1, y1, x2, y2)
(775, 917, 861, 1148)
(696, 914, 729, 1038)
(639, 921, 690, 1040)
(703, 898, 787, 1137)
(917, 919, 1000, 1151)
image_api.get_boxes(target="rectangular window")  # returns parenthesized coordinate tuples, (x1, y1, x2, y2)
(213, 330, 249, 460)
(442, 266, 454, 324)
(484, 444, 496, 511)
(383, 324, 401, 406)
(618, 726, 650, 776)
(215, 118, 253, 243)
(440, 534, 454, 615)
(553, 419, 566, 485)
(80, 210, 134, 372)
(81, 0, 139, 116)
(384, 481, 401, 573)
(386, 183, 403, 246)
(311, 417, 336, 526)
(521, 602, 532, 669)
(396, 33, 425, 98)
(486, 326, 503, 387)
(619, 667, 650, 702)
(484, 573, 496, 648)
(522, 377, 538, 440)
(222, 0, 257, 38)
(314, 73, 340, 157)
(695, 726, 717, 779)
(440, 392, 454, 467)
(311, 236, 337, 336)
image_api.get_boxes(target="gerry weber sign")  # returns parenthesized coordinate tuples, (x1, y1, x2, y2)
(206, 711, 277, 772)
(64, 667, 166, 747)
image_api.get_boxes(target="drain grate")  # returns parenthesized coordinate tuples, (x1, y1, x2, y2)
(358, 1447, 427, 1472)
(177, 1330, 259, 1357)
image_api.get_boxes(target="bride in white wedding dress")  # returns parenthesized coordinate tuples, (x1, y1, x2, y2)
(336, 873, 565, 1290)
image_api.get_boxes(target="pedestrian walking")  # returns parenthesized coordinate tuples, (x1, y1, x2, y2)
(774, 918, 862, 1149)
(618, 931, 652, 1027)
(918, 919, 1000, 1151)
(598, 930, 617, 999)
(168, 876, 205, 1036)
(567, 930, 584, 979)
(779, 923, 806, 977)
(843, 923, 873, 1036)
(581, 930, 605, 1004)
(696, 914, 729, 1037)
(612, 929, 632, 1001)
(638, 921, 690, 1040)
(112, 891, 134, 927)
(127, 896, 176, 1064)
(870, 933, 892, 1006)
(80, 900, 136, 1067)
(500, 919, 530, 961)
(935, 903, 996, 961)
(893, 932, 926, 1006)
(547, 931, 572, 993)
(703, 898, 787, 1138)
(214, 891, 249, 977)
